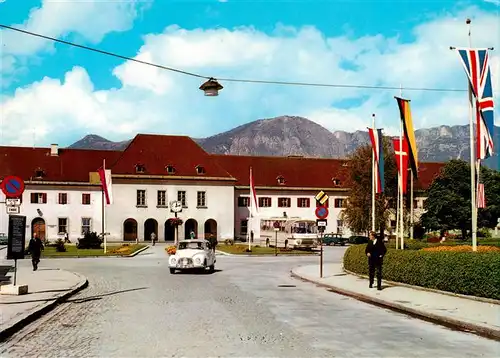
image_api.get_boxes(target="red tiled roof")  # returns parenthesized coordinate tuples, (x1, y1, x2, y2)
(213, 154, 352, 189)
(110, 134, 234, 179)
(0, 146, 121, 183)
(213, 154, 445, 191)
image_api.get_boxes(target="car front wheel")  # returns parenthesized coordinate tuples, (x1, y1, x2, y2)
(170, 268, 176, 274)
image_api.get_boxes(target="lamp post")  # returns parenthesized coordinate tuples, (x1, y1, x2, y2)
(199, 78, 223, 96)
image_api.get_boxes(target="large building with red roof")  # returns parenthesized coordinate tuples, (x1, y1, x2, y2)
(0, 134, 444, 243)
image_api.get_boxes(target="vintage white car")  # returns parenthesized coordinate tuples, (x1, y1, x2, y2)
(168, 239, 216, 274)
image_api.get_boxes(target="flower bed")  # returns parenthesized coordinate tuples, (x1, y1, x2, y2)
(343, 244, 500, 300)
(165, 245, 176, 255)
(422, 245, 500, 253)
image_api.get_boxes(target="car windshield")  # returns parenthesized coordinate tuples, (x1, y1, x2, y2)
(178, 242, 204, 250)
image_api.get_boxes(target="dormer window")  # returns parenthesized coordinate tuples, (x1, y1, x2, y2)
(342, 162, 349, 167)
(165, 165, 176, 174)
(135, 164, 145, 173)
(34, 168, 45, 179)
(196, 165, 206, 175)
(277, 175, 285, 185)
(332, 178, 341, 186)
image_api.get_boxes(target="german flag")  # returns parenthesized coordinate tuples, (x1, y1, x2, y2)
(395, 97, 419, 177)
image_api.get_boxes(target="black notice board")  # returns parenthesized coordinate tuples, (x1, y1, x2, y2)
(7, 215, 27, 260)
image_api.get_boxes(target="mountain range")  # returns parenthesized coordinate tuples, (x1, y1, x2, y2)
(69, 116, 500, 170)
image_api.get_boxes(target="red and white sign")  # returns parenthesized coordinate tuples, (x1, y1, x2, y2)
(315, 206, 329, 220)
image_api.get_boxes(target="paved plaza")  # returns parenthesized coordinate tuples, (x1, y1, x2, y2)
(1, 245, 499, 357)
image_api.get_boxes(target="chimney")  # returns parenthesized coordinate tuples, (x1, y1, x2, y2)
(50, 144, 58, 156)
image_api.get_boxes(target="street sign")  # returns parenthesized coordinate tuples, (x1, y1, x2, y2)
(7, 215, 26, 260)
(315, 206, 329, 219)
(1, 176, 25, 198)
(315, 190, 329, 205)
(6, 198, 21, 206)
(316, 219, 327, 227)
(6, 206, 20, 215)
(273, 221, 281, 231)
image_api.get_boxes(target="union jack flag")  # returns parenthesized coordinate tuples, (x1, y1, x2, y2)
(456, 48, 495, 160)
(368, 128, 384, 193)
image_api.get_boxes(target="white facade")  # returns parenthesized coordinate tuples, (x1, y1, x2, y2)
(0, 185, 103, 242)
(234, 189, 350, 241)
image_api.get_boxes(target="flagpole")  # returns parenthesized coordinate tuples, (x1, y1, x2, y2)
(465, 19, 477, 252)
(399, 85, 404, 250)
(372, 114, 376, 233)
(410, 170, 414, 240)
(102, 159, 107, 254)
(249, 166, 252, 252)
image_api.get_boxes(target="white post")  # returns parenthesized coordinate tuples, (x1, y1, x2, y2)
(249, 167, 252, 251)
(399, 85, 404, 250)
(372, 114, 376, 233)
(103, 159, 107, 254)
(410, 170, 414, 240)
(467, 19, 477, 252)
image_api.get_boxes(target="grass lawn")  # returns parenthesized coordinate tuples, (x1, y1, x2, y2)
(216, 244, 316, 255)
(41, 244, 147, 257)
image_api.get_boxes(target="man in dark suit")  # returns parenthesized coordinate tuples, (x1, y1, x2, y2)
(28, 233, 44, 271)
(365, 231, 387, 290)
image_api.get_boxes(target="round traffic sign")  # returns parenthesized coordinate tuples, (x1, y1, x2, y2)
(273, 221, 281, 229)
(1, 176, 25, 198)
(315, 206, 329, 219)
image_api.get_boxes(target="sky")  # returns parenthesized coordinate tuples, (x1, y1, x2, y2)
(0, 0, 499, 147)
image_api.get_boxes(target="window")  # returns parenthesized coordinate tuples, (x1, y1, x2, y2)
(238, 197, 250, 207)
(135, 164, 145, 173)
(277, 176, 285, 185)
(177, 191, 187, 207)
(278, 197, 291, 207)
(166, 165, 176, 174)
(240, 220, 248, 235)
(334, 198, 344, 208)
(34, 168, 45, 179)
(58, 193, 68, 205)
(297, 198, 310, 208)
(197, 191, 206, 207)
(58, 218, 68, 234)
(258, 197, 271, 207)
(413, 200, 419, 209)
(196, 165, 206, 175)
(316, 199, 329, 207)
(157, 190, 167, 207)
(136, 190, 146, 206)
(81, 218, 91, 235)
(30, 193, 47, 204)
(82, 193, 91, 205)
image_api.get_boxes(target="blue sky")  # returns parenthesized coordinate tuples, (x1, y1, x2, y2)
(0, 0, 499, 147)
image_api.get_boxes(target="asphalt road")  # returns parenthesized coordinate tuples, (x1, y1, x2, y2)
(1, 245, 499, 357)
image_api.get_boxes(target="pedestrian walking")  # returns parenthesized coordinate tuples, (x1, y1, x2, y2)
(151, 232, 157, 246)
(365, 231, 387, 290)
(64, 232, 71, 243)
(28, 233, 44, 271)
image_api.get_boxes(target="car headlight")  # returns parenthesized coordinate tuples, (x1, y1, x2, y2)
(296, 240, 302, 245)
(194, 257, 202, 265)
(170, 257, 176, 265)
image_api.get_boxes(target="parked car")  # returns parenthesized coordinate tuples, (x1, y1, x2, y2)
(0, 233, 7, 245)
(322, 233, 347, 246)
(348, 235, 370, 244)
(168, 240, 216, 274)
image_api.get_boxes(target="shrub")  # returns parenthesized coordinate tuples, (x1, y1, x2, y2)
(55, 238, 66, 252)
(343, 244, 500, 300)
(478, 228, 492, 238)
(42, 238, 51, 247)
(413, 224, 425, 240)
(77, 231, 103, 249)
(426, 236, 441, 243)
(224, 239, 234, 246)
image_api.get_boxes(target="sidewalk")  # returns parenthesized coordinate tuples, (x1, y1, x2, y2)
(291, 263, 500, 341)
(0, 265, 88, 341)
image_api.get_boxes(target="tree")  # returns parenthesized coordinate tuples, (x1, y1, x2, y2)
(341, 137, 399, 236)
(420, 159, 500, 239)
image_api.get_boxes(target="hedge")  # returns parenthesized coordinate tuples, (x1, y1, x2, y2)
(343, 244, 500, 300)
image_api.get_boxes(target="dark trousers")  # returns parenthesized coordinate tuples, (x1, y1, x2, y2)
(368, 257, 383, 289)
(32, 255, 40, 271)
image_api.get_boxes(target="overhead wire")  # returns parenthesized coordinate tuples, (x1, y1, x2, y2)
(0, 23, 467, 93)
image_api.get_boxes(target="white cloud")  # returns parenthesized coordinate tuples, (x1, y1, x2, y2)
(0, 5, 499, 147)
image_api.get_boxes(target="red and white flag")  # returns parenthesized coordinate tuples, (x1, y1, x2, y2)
(477, 183, 485, 209)
(98, 160, 113, 205)
(393, 137, 409, 194)
(249, 166, 258, 216)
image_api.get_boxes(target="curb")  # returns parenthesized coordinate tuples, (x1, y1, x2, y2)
(343, 268, 500, 306)
(126, 245, 150, 257)
(0, 270, 89, 343)
(290, 268, 500, 342)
